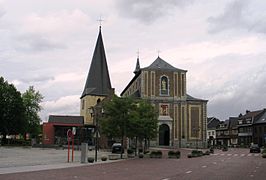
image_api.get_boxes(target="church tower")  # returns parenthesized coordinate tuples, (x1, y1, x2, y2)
(80, 26, 113, 125)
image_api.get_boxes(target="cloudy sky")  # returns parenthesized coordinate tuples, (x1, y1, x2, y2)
(1, 0, 265, 121)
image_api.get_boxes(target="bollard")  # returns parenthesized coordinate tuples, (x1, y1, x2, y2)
(81, 143, 88, 163)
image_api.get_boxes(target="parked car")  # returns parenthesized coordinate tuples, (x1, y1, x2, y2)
(250, 144, 261, 153)
(112, 143, 124, 153)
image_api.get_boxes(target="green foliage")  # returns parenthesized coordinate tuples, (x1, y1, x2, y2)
(168, 150, 181, 158)
(0, 77, 26, 143)
(101, 156, 107, 161)
(88, 157, 94, 163)
(150, 150, 162, 158)
(100, 96, 158, 145)
(191, 150, 203, 157)
(22, 86, 44, 138)
(262, 153, 266, 158)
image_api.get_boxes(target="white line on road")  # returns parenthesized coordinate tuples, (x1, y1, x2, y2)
(254, 154, 259, 157)
(161, 178, 170, 180)
(221, 154, 225, 156)
(227, 154, 232, 156)
(234, 154, 238, 156)
(186, 171, 192, 174)
(248, 154, 252, 156)
(241, 154, 245, 156)
(202, 165, 207, 168)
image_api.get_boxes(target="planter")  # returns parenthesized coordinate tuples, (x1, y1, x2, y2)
(128, 153, 135, 158)
(139, 153, 144, 158)
(150, 151, 162, 158)
(168, 151, 181, 159)
(262, 153, 266, 158)
(101, 156, 107, 161)
(88, 157, 94, 163)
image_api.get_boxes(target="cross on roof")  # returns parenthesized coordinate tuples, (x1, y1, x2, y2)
(157, 50, 161, 57)
(97, 16, 104, 27)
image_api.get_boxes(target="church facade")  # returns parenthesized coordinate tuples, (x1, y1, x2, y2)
(121, 57, 208, 148)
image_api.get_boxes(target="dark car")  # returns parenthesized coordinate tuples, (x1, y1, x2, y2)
(250, 144, 261, 153)
(111, 143, 124, 153)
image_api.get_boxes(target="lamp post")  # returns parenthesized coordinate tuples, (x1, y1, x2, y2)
(89, 102, 102, 162)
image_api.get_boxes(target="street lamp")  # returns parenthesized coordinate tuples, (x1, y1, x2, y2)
(89, 102, 103, 162)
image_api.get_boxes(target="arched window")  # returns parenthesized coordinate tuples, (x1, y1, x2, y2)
(160, 76, 169, 95)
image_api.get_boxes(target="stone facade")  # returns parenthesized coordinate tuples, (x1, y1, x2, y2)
(121, 57, 208, 148)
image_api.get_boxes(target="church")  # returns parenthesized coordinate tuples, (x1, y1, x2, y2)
(43, 26, 208, 149)
(120, 56, 208, 148)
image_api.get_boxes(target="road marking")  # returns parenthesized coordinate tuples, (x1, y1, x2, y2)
(202, 165, 207, 168)
(186, 171, 192, 174)
(255, 167, 259, 169)
(234, 154, 238, 156)
(213, 162, 217, 165)
(254, 154, 259, 157)
(241, 154, 245, 157)
(250, 175, 254, 178)
(227, 154, 232, 156)
(161, 178, 170, 180)
(254, 170, 257, 173)
(221, 154, 224, 156)
(248, 154, 252, 156)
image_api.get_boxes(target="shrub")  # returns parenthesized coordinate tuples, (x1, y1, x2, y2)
(262, 153, 266, 158)
(144, 150, 150, 154)
(168, 151, 181, 158)
(101, 156, 107, 161)
(139, 153, 144, 158)
(261, 149, 266, 154)
(150, 150, 162, 158)
(88, 157, 94, 163)
(127, 149, 134, 154)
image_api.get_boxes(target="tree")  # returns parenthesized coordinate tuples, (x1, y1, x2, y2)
(22, 86, 44, 138)
(100, 95, 136, 158)
(0, 77, 26, 144)
(133, 100, 158, 151)
(100, 96, 158, 154)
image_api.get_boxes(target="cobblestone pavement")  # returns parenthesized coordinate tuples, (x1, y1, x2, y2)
(1, 148, 266, 180)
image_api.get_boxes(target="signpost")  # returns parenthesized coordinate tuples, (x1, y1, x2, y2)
(67, 128, 75, 162)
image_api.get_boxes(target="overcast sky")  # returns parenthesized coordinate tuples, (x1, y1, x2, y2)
(1, 0, 265, 121)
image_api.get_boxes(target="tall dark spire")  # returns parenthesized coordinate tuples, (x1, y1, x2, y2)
(81, 27, 112, 98)
(134, 56, 140, 74)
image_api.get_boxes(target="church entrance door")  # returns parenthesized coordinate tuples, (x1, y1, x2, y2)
(159, 124, 170, 146)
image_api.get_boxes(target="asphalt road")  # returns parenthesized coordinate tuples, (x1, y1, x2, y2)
(1, 148, 265, 180)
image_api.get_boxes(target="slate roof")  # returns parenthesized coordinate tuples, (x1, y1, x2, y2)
(187, 94, 208, 102)
(228, 117, 238, 129)
(207, 117, 220, 129)
(48, 115, 84, 125)
(134, 57, 141, 74)
(254, 109, 266, 124)
(142, 56, 187, 72)
(81, 27, 112, 98)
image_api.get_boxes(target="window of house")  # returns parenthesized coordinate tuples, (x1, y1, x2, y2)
(246, 118, 251, 124)
(208, 132, 211, 136)
(160, 76, 169, 95)
(238, 120, 242, 125)
(212, 131, 215, 135)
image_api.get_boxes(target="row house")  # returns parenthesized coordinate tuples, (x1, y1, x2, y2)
(207, 117, 238, 147)
(238, 109, 266, 147)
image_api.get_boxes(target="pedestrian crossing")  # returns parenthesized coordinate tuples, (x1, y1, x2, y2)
(211, 153, 261, 157)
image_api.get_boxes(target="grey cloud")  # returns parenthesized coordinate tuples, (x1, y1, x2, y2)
(192, 54, 266, 120)
(20, 75, 55, 84)
(16, 33, 66, 52)
(115, 0, 194, 24)
(208, 0, 266, 34)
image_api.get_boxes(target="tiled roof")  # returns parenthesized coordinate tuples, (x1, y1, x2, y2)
(207, 117, 220, 129)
